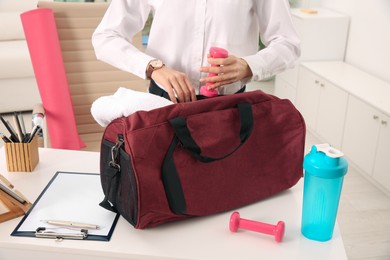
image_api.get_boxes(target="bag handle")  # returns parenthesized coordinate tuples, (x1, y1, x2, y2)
(169, 103, 253, 163)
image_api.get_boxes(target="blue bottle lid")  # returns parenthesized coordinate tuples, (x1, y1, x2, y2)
(303, 144, 348, 179)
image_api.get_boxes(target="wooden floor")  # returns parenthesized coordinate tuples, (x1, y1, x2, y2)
(249, 79, 390, 260)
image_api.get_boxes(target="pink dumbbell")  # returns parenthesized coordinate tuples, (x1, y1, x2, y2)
(229, 211, 285, 243)
(200, 47, 229, 97)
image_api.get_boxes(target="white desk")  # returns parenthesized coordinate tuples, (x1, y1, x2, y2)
(0, 147, 348, 260)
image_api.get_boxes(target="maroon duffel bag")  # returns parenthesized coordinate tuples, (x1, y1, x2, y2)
(99, 90, 306, 229)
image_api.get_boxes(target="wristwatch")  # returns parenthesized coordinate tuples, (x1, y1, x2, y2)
(146, 59, 164, 79)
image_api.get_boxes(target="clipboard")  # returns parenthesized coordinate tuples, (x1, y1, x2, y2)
(11, 171, 119, 241)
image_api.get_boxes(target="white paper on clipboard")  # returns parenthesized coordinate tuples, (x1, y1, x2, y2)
(12, 171, 119, 241)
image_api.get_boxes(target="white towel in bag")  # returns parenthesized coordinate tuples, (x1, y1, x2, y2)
(91, 87, 174, 127)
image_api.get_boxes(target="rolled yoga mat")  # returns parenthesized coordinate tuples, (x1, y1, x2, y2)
(21, 8, 85, 150)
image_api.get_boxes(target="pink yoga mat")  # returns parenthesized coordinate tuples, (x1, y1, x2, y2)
(21, 8, 85, 150)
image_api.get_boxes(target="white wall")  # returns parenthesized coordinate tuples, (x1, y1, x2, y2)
(320, 0, 390, 83)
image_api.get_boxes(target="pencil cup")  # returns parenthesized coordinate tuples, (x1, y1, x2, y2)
(4, 136, 39, 172)
(301, 144, 348, 242)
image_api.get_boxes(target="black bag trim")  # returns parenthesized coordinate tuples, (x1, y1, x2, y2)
(162, 137, 187, 215)
(99, 165, 120, 212)
(100, 137, 139, 226)
(168, 103, 253, 163)
(99, 135, 124, 212)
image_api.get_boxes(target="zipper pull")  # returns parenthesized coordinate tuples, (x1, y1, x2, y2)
(109, 134, 124, 170)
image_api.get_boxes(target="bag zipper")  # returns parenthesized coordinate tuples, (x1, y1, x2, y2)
(109, 134, 124, 170)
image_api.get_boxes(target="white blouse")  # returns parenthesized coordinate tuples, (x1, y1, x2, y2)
(92, 0, 301, 94)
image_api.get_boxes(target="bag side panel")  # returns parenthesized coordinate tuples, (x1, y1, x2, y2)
(126, 124, 190, 228)
(100, 138, 139, 226)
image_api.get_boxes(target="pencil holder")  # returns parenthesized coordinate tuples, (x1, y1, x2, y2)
(4, 137, 39, 172)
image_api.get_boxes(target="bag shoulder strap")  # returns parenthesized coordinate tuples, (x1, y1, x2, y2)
(169, 103, 253, 163)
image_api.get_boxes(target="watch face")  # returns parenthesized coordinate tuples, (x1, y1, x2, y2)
(151, 60, 163, 69)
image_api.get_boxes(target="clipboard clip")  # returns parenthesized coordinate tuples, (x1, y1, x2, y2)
(35, 227, 88, 241)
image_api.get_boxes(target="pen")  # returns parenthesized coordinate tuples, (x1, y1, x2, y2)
(26, 125, 41, 143)
(0, 132, 12, 143)
(44, 220, 100, 230)
(7, 120, 21, 142)
(13, 113, 24, 142)
(0, 115, 20, 142)
(14, 112, 25, 141)
(19, 112, 26, 135)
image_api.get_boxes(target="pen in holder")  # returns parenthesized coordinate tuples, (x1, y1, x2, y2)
(4, 136, 39, 172)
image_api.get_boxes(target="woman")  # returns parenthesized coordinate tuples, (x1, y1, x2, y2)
(92, 0, 300, 103)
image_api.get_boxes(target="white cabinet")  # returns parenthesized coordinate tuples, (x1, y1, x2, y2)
(295, 67, 320, 128)
(296, 66, 348, 148)
(274, 8, 349, 103)
(274, 66, 299, 104)
(342, 96, 381, 174)
(373, 114, 390, 189)
(291, 8, 349, 62)
(274, 76, 297, 103)
(342, 96, 390, 191)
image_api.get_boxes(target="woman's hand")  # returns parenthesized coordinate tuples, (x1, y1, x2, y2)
(199, 55, 253, 90)
(151, 66, 197, 103)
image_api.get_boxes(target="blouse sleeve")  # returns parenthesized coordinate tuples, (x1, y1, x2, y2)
(243, 0, 301, 81)
(92, 0, 154, 79)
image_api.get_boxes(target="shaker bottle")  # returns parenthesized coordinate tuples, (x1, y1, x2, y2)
(301, 144, 348, 241)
